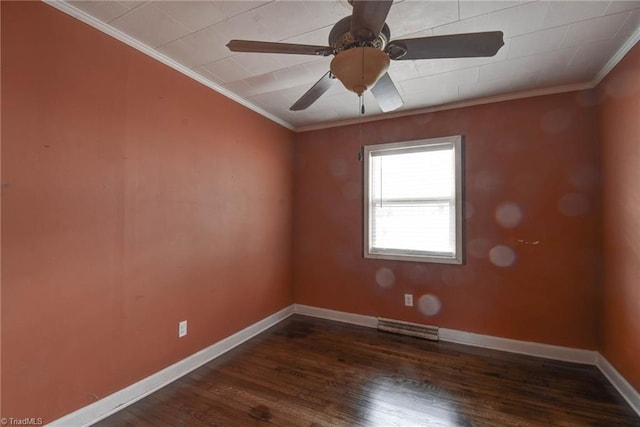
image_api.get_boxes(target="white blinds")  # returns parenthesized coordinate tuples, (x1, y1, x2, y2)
(369, 144, 456, 256)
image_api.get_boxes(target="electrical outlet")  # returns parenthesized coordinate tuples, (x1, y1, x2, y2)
(404, 294, 413, 307)
(178, 320, 187, 338)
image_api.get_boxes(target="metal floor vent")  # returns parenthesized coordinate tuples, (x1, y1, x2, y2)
(377, 318, 439, 341)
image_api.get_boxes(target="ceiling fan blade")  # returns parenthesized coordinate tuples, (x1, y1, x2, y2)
(227, 40, 333, 56)
(290, 72, 335, 111)
(388, 31, 504, 60)
(371, 73, 403, 112)
(351, 0, 393, 41)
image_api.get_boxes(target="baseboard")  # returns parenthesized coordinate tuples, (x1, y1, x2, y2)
(439, 328, 598, 365)
(294, 304, 378, 328)
(597, 354, 640, 415)
(298, 304, 640, 417)
(47, 304, 640, 425)
(294, 304, 597, 365)
(48, 305, 295, 427)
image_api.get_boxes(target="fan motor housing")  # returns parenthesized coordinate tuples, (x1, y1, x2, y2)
(328, 16, 390, 53)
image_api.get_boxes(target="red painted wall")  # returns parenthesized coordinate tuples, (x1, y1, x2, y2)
(3, 0, 638, 422)
(293, 92, 601, 350)
(1, 2, 294, 422)
(598, 43, 640, 393)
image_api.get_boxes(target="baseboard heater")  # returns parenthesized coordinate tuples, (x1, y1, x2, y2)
(377, 317, 439, 341)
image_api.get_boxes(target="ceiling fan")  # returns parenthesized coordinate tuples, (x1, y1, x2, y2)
(226, 0, 504, 113)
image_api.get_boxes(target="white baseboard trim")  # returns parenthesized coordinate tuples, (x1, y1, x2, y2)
(597, 353, 640, 415)
(438, 328, 598, 365)
(294, 304, 597, 364)
(294, 304, 377, 328)
(294, 305, 640, 416)
(47, 304, 640, 425)
(48, 305, 295, 427)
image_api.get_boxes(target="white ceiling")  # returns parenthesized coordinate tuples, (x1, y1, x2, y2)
(57, 0, 640, 130)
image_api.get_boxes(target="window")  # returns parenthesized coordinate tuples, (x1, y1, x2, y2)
(363, 135, 463, 264)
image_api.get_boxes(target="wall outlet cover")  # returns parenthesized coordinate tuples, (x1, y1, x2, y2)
(178, 320, 187, 338)
(404, 294, 414, 307)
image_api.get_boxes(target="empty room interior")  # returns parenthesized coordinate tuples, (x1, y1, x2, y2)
(2, 0, 640, 425)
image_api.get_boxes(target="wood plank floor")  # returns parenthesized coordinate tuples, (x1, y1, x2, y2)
(95, 315, 640, 426)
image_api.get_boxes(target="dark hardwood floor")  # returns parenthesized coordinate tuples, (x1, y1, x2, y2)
(95, 315, 640, 426)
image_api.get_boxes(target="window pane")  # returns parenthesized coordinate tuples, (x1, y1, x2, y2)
(371, 148, 454, 201)
(364, 136, 463, 264)
(371, 202, 454, 254)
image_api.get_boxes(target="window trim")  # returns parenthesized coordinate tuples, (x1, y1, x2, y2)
(363, 135, 464, 264)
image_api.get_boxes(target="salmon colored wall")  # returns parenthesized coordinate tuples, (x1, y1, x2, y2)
(0, 2, 3, 418)
(1, 2, 293, 423)
(293, 91, 601, 350)
(597, 43, 640, 393)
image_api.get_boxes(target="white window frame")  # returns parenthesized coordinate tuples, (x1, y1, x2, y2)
(363, 135, 464, 264)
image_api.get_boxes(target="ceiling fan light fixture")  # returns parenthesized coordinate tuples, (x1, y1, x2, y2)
(227, 1, 504, 111)
(330, 47, 390, 96)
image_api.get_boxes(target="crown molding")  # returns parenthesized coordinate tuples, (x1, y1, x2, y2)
(42, 0, 295, 131)
(43, 1, 639, 134)
(591, 25, 640, 87)
(296, 30, 640, 133)
(295, 82, 591, 133)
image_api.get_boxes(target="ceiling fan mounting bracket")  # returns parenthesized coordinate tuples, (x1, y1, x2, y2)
(328, 16, 390, 54)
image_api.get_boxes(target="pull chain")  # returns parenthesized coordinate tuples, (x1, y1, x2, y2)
(358, 94, 363, 160)
(359, 46, 365, 115)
